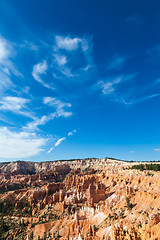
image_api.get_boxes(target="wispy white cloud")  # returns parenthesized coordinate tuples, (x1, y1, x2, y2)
(83, 65, 92, 72)
(20, 40, 39, 51)
(97, 73, 160, 106)
(53, 73, 62, 79)
(55, 35, 89, 52)
(0, 70, 14, 93)
(47, 147, 53, 153)
(52, 35, 91, 79)
(53, 54, 67, 66)
(98, 77, 122, 95)
(47, 137, 66, 153)
(122, 94, 160, 105)
(0, 96, 34, 119)
(81, 38, 89, 52)
(32, 60, 54, 89)
(153, 78, 160, 85)
(47, 129, 77, 153)
(43, 97, 71, 108)
(0, 114, 13, 125)
(56, 109, 72, 118)
(153, 148, 160, 152)
(24, 97, 72, 131)
(61, 68, 77, 77)
(54, 137, 66, 147)
(55, 36, 81, 51)
(24, 113, 56, 131)
(0, 36, 22, 93)
(0, 127, 46, 159)
(0, 36, 22, 77)
(147, 45, 160, 64)
(97, 74, 138, 104)
(22, 86, 30, 94)
(43, 97, 72, 118)
(0, 37, 11, 61)
(130, 151, 135, 154)
(68, 129, 77, 136)
(0, 96, 29, 111)
(32, 59, 48, 82)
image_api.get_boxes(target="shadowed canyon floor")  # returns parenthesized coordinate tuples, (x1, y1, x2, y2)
(0, 158, 160, 240)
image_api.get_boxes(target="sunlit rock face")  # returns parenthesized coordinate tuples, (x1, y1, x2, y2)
(0, 158, 160, 239)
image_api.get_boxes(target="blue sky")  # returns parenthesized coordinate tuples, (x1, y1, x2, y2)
(0, 0, 160, 161)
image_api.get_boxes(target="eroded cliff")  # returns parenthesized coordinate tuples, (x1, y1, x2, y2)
(0, 158, 160, 240)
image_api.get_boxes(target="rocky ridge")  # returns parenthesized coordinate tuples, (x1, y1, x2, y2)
(0, 158, 160, 240)
(0, 157, 156, 175)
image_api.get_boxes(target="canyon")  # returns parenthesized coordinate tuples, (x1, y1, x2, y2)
(0, 158, 160, 240)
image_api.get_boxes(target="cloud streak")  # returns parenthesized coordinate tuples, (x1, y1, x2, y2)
(47, 137, 66, 153)
(96, 74, 159, 106)
(0, 96, 34, 119)
(98, 77, 122, 95)
(122, 94, 160, 105)
(153, 148, 160, 152)
(24, 113, 56, 131)
(68, 129, 77, 136)
(43, 97, 72, 118)
(0, 36, 22, 94)
(24, 97, 72, 131)
(43, 97, 71, 108)
(0, 127, 47, 159)
(54, 137, 66, 147)
(47, 129, 77, 153)
(32, 60, 54, 89)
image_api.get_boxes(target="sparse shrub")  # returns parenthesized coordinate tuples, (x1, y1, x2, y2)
(113, 213, 118, 220)
(93, 225, 99, 231)
(126, 197, 133, 210)
(119, 211, 124, 218)
(108, 213, 112, 219)
(30, 231, 33, 239)
(138, 221, 142, 228)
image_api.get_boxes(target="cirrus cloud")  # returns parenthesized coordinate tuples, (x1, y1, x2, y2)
(0, 96, 34, 119)
(32, 60, 55, 90)
(153, 148, 160, 152)
(55, 36, 82, 51)
(0, 127, 47, 159)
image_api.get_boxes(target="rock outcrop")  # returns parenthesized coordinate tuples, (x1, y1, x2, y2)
(0, 158, 160, 240)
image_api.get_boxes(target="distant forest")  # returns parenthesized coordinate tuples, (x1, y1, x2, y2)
(131, 163, 160, 171)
